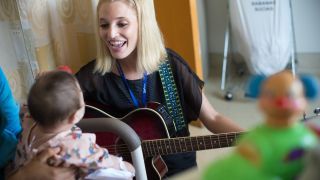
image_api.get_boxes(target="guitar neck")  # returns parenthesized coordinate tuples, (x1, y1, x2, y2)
(142, 132, 244, 157)
(85, 103, 244, 157)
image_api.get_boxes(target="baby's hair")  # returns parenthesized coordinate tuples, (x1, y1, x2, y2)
(27, 70, 82, 128)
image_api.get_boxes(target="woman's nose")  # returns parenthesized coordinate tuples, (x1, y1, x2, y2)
(107, 27, 118, 38)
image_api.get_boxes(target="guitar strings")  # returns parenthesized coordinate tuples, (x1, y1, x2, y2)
(99, 134, 242, 156)
(84, 104, 244, 156)
(85, 105, 117, 119)
(100, 133, 243, 151)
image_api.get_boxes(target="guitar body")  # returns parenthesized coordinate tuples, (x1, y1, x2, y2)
(84, 102, 172, 179)
(83, 102, 242, 179)
(145, 156, 168, 179)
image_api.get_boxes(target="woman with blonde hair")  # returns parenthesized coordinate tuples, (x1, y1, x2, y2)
(76, 0, 243, 178)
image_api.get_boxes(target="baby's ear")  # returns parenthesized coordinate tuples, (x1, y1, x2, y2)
(68, 107, 84, 124)
(67, 112, 77, 124)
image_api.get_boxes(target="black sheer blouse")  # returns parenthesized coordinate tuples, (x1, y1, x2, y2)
(76, 48, 204, 176)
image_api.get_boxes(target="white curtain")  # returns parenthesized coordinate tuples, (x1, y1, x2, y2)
(0, 0, 99, 102)
(16, 0, 98, 72)
(230, 0, 293, 76)
(0, 0, 34, 103)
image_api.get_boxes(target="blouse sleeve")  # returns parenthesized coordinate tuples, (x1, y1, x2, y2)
(167, 49, 204, 123)
(0, 68, 21, 168)
(75, 61, 99, 101)
(0, 68, 21, 135)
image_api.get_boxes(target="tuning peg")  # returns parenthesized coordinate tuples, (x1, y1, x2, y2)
(313, 108, 320, 115)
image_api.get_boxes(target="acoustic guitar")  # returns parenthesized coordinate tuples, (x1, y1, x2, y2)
(83, 102, 243, 179)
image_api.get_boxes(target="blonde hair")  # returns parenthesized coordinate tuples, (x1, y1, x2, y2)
(94, 0, 167, 75)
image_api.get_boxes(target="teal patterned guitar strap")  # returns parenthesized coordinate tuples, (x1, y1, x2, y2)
(159, 59, 186, 131)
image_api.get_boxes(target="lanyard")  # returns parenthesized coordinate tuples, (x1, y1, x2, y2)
(116, 61, 147, 108)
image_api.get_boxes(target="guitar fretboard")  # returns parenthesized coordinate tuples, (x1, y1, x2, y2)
(142, 132, 244, 157)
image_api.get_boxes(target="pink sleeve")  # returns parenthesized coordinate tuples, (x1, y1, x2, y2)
(57, 131, 125, 171)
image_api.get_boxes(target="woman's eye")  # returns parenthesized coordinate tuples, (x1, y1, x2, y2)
(118, 23, 128, 28)
(100, 23, 109, 29)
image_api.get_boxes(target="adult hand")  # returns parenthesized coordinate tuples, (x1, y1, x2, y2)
(8, 147, 75, 180)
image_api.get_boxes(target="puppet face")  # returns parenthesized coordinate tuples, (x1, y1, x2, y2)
(259, 71, 306, 123)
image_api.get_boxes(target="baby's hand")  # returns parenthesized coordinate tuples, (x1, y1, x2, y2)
(122, 161, 135, 175)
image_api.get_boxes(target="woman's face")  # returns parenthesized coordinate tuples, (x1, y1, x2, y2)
(98, 1, 138, 60)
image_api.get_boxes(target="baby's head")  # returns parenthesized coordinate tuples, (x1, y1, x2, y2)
(27, 70, 85, 130)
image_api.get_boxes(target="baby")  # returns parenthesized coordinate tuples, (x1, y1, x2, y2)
(9, 70, 134, 179)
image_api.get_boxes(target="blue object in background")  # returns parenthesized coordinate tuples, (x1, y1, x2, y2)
(0, 67, 21, 176)
(300, 74, 319, 101)
(244, 74, 266, 98)
(244, 73, 319, 100)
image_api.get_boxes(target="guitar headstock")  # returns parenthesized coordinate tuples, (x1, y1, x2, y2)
(302, 107, 320, 122)
(302, 107, 320, 137)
